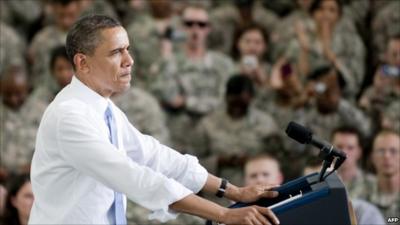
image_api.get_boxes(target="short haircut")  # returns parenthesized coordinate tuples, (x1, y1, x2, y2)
(226, 74, 255, 97)
(309, 0, 343, 16)
(373, 129, 400, 148)
(331, 125, 363, 147)
(50, 45, 69, 71)
(66, 15, 121, 69)
(307, 65, 346, 89)
(50, 0, 78, 6)
(245, 154, 281, 170)
(182, 2, 208, 17)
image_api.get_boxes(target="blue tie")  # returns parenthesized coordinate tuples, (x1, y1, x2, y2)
(104, 105, 127, 225)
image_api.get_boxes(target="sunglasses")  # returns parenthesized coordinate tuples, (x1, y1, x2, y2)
(183, 20, 209, 28)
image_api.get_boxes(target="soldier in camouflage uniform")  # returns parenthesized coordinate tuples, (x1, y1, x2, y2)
(281, 0, 365, 100)
(0, 22, 26, 78)
(0, 67, 47, 175)
(195, 75, 279, 187)
(79, 0, 118, 20)
(0, 0, 41, 39)
(152, 5, 234, 153)
(208, 0, 278, 55)
(126, 0, 183, 90)
(304, 66, 371, 150)
(367, 130, 400, 225)
(112, 87, 171, 145)
(372, 0, 400, 65)
(359, 35, 400, 113)
(231, 23, 272, 92)
(271, 0, 360, 61)
(381, 101, 400, 134)
(331, 126, 376, 200)
(28, 0, 81, 91)
(31, 45, 75, 105)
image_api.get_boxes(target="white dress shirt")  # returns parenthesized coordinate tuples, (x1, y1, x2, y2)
(29, 76, 208, 224)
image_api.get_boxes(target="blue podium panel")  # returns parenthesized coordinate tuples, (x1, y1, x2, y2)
(209, 172, 351, 225)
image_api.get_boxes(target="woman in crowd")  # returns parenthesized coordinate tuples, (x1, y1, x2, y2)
(1, 174, 33, 225)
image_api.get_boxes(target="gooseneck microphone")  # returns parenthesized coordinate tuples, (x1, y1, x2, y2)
(285, 121, 347, 181)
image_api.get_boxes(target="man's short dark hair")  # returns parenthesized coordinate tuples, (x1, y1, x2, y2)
(50, 45, 69, 71)
(331, 125, 363, 147)
(226, 74, 255, 97)
(66, 15, 121, 69)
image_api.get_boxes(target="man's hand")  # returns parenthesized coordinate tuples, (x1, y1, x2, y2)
(236, 184, 279, 203)
(220, 206, 280, 225)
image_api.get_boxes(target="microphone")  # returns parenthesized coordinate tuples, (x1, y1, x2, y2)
(285, 121, 347, 181)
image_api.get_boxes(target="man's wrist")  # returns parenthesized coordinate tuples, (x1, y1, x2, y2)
(224, 183, 241, 202)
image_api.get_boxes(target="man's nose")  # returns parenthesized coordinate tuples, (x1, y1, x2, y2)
(123, 51, 134, 67)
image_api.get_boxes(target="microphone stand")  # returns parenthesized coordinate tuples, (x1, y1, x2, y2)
(318, 145, 346, 182)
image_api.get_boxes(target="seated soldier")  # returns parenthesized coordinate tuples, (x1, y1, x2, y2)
(367, 130, 400, 223)
(244, 154, 284, 186)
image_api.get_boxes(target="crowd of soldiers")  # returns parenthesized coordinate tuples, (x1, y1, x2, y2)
(0, 0, 399, 224)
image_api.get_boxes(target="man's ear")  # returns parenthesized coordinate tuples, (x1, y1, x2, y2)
(73, 53, 90, 74)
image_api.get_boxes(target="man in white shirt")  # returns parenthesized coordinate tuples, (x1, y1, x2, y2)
(28, 15, 280, 225)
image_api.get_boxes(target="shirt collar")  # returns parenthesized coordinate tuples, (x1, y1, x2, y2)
(70, 76, 110, 116)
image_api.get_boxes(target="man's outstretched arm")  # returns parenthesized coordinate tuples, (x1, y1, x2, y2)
(170, 174, 280, 225)
(170, 193, 280, 225)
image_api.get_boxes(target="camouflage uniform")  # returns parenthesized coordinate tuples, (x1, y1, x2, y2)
(372, 0, 400, 63)
(195, 106, 279, 186)
(365, 177, 400, 225)
(304, 99, 371, 147)
(126, 15, 183, 90)
(359, 85, 400, 117)
(127, 202, 204, 225)
(0, 94, 48, 174)
(208, 1, 278, 55)
(153, 51, 234, 153)
(29, 26, 67, 90)
(0, 22, 26, 76)
(284, 20, 366, 99)
(0, 0, 41, 38)
(112, 87, 171, 145)
(253, 90, 308, 179)
(382, 101, 400, 133)
(80, 0, 118, 19)
(341, 169, 376, 200)
(272, 10, 358, 61)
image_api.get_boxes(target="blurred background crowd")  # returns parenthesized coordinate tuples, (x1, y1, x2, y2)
(0, 0, 399, 224)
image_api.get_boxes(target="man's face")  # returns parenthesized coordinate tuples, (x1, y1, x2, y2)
(226, 92, 252, 119)
(52, 56, 73, 88)
(1, 74, 29, 110)
(386, 39, 400, 66)
(245, 159, 283, 186)
(182, 8, 210, 48)
(238, 29, 266, 59)
(372, 134, 400, 177)
(332, 133, 361, 170)
(85, 27, 133, 97)
(53, 2, 81, 31)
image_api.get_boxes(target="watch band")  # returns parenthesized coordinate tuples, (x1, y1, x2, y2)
(216, 178, 228, 198)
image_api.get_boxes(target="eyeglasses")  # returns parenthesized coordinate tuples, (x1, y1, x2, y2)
(183, 20, 209, 28)
(373, 148, 400, 156)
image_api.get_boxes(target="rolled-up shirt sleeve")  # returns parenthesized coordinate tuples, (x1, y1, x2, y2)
(57, 110, 200, 222)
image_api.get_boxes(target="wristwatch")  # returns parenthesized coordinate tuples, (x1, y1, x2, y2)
(216, 178, 228, 198)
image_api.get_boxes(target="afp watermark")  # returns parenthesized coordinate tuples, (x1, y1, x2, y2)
(388, 217, 399, 223)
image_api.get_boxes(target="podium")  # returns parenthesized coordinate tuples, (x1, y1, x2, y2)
(209, 172, 352, 225)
